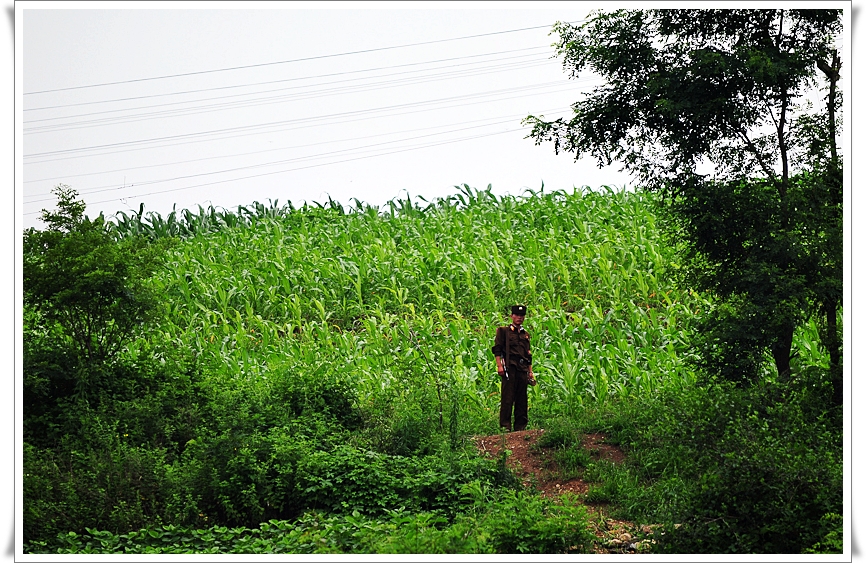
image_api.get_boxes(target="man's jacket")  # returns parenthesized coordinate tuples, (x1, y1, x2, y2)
(491, 324, 532, 370)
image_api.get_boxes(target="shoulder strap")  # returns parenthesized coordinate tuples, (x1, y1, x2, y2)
(504, 325, 511, 369)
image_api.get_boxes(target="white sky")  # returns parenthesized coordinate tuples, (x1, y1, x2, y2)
(19, 2, 642, 230)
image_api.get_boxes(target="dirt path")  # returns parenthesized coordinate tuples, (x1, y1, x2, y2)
(474, 429, 624, 497)
(474, 429, 657, 554)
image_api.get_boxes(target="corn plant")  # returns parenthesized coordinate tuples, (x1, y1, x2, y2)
(138, 185, 724, 436)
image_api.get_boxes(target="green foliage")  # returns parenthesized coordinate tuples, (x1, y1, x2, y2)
(385, 409, 439, 457)
(107, 199, 297, 241)
(534, 417, 580, 449)
(22, 349, 207, 540)
(803, 513, 843, 554)
(553, 447, 592, 478)
(526, 9, 840, 189)
(23, 184, 840, 555)
(525, 9, 843, 388)
(474, 490, 595, 553)
(601, 370, 842, 554)
(582, 461, 637, 506)
(145, 185, 703, 410)
(23, 438, 174, 544)
(270, 364, 362, 430)
(292, 446, 499, 517)
(668, 172, 841, 387)
(24, 184, 173, 404)
(532, 417, 590, 478)
(38, 489, 595, 555)
(24, 185, 163, 363)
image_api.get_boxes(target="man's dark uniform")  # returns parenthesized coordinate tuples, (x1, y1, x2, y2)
(491, 311, 532, 431)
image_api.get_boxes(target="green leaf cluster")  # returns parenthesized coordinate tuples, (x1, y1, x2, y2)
(595, 370, 842, 553)
(37, 489, 595, 554)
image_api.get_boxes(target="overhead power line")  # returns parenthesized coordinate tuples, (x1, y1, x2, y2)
(25, 108, 568, 188)
(24, 56, 554, 133)
(23, 81, 585, 165)
(24, 21, 581, 95)
(23, 80, 586, 160)
(24, 46, 549, 113)
(26, 107, 571, 201)
(26, 117, 543, 203)
(23, 126, 535, 216)
(23, 18, 591, 220)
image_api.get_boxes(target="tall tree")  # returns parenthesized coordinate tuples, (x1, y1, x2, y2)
(525, 9, 842, 400)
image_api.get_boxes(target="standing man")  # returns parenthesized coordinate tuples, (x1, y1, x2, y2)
(492, 305, 536, 432)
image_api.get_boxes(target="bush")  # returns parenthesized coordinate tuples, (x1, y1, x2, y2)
(534, 417, 580, 449)
(477, 490, 595, 553)
(803, 513, 843, 554)
(40, 488, 596, 554)
(272, 366, 363, 430)
(532, 418, 590, 478)
(172, 417, 510, 530)
(292, 445, 509, 517)
(23, 439, 174, 547)
(23, 185, 171, 393)
(606, 374, 842, 554)
(385, 409, 439, 457)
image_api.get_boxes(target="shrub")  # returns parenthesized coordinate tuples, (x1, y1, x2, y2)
(534, 417, 580, 449)
(531, 418, 590, 478)
(582, 460, 637, 505)
(23, 439, 174, 547)
(24, 185, 170, 391)
(272, 366, 363, 430)
(385, 408, 439, 457)
(608, 374, 842, 554)
(478, 490, 595, 553)
(803, 513, 843, 554)
(41, 489, 596, 554)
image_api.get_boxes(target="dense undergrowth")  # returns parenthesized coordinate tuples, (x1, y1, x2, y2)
(23, 185, 842, 554)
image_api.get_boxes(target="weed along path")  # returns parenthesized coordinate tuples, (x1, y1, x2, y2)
(474, 430, 625, 497)
(474, 430, 656, 554)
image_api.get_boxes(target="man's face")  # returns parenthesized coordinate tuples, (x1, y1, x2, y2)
(511, 314, 525, 326)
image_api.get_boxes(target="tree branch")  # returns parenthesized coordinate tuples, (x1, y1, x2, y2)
(777, 93, 790, 198)
(776, 11, 784, 47)
(817, 50, 841, 165)
(738, 128, 779, 185)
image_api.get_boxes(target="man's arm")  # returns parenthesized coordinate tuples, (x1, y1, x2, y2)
(492, 327, 506, 375)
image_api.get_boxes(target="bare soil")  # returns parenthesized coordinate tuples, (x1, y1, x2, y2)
(473, 428, 658, 554)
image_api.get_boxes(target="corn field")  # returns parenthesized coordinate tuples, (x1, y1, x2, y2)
(131, 183, 830, 429)
(122, 185, 725, 433)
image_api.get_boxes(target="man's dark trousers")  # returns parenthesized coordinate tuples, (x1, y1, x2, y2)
(500, 368, 528, 431)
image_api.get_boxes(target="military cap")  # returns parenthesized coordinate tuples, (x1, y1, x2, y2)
(511, 305, 527, 316)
